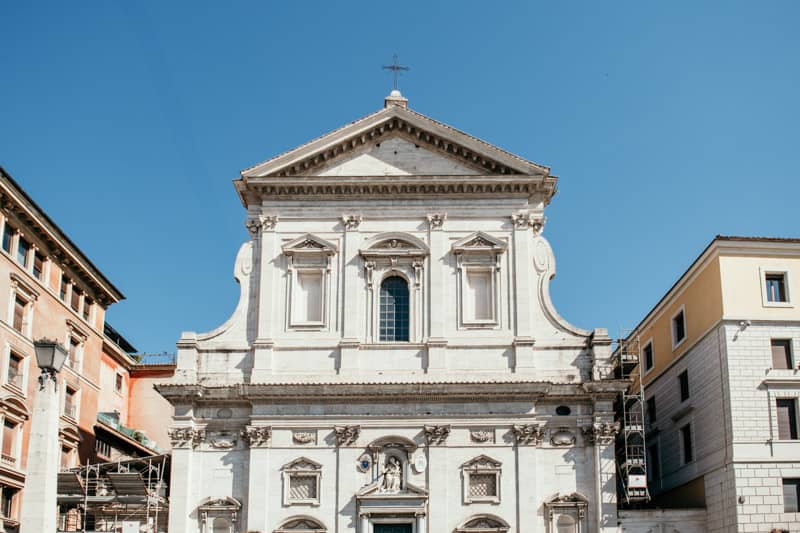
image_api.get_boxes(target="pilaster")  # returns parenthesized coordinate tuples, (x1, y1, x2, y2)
(340, 214, 362, 374)
(252, 215, 278, 382)
(166, 426, 204, 533)
(511, 212, 536, 371)
(426, 213, 447, 373)
(242, 425, 271, 531)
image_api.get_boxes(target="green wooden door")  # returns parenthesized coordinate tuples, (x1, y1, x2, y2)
(373, 525, 412, 533)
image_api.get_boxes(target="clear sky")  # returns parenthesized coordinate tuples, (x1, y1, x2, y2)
(1, 1, 798, 353)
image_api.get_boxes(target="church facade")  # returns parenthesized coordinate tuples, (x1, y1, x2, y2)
(157, 91, 628, 533)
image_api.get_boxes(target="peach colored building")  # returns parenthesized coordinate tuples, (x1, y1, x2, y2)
(0, 167, 173, 532)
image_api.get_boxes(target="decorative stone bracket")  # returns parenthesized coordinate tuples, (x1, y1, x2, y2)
(334, 425, 361, 446)
(168, 427, 205, 449)
(512, 424, 546, 446)
(424, 425, 451, 445)
(240, 425, 272, 448)
(581, 421, 620, 445)
(511, 212, 546, 234)
(245, 214, 279, 236)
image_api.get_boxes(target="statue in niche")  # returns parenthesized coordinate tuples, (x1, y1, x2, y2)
(380, 456, 402, 493)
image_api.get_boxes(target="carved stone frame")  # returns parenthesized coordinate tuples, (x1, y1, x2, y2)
(282, 234, 338, 331)
(451, 232, 507, 330)
(282, 457, 323, 507)
(461, 455, 502, 504)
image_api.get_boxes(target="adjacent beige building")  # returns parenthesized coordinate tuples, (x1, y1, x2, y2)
(619, 236, 800, 532)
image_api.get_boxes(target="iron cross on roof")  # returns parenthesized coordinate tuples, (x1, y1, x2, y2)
(382, 54, 410, 91)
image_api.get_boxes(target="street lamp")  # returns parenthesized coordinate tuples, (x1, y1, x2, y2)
(20, 339, 68, 533)
(33, 338, 68, 386)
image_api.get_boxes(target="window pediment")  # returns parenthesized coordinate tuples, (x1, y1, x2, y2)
(198, 496, 241, 512)
(0, 396, 29, 421)
(451, 232, 507, 255)
(360, 232, 429, 259)
(461, 454, 502, 470)
(282, 457, 322, 471)
(282, 234, 338, 256)
(455, 514, 510, 532)
(274, 516, 326, 532)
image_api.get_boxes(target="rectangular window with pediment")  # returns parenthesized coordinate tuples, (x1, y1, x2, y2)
(452, 232, 506, 329)
(281, 457, 322, 506)
(461, 455, 502, 504)
(8, 274, 37, 338)
(283, 234, 337, 331)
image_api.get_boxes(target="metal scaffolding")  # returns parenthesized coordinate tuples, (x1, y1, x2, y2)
(56, 454, 170, 533)
(614, 334, 650, 505)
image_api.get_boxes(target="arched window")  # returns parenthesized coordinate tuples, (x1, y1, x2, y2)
(212, 517, 230, 533)
(556, 514, 576, 533)
(379, 276, 409, 341)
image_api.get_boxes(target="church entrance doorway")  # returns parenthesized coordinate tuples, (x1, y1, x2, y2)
(373, 525, 412, 533)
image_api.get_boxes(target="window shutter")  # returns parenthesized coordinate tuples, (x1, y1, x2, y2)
(2, 421, 15, 457)
(776, 399, 798, 440)
(772, 340, 792, 369)
(13, 297, 25, 332)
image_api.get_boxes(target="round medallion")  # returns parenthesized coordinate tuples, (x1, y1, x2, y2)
(357, 453, 372, 473)
(412, 452, 427, 473)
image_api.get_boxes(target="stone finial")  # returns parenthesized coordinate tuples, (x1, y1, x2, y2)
(334, 425, 361, 446)
(384, 89, 409, 109)
(426, 213, 447, 230)
(512, 424, 545, 446)
(342, 214, 363, 231)
(424, 425, 451, 445)
(240, 425, 272, 448)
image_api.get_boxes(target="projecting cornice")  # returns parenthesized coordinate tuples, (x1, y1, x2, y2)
(155, 379, 630, 403)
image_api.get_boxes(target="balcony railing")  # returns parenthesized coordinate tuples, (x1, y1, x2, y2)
(0, 454, 16, 466)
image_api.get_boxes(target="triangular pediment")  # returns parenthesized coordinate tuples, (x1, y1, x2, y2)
(282, 457, 322, 471)
(282, 234, 338, 255)
(357, 480, 428, 498)
(451, 232, 507, 254)
(241, 105, 549, 179)
(461, 454, 502, 469)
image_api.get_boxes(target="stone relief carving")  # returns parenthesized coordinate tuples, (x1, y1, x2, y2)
(209, 432, 237, 449)
(379, 456, 402, 493)
(246, 215, 279, 235)
(581, 421, 620, 445)
(424, 425, 451, 445)
(511, 212, 533, 229)
(334, 425, 360, 446)
(512, 424, 545, 446)
(260, 215, 279, 232)
(216, 408, 233, 419)
(511, 212, 546, 234)
(341, 214, 362, 230)
(240, 425, 271, 447)
(426, 212, 447, 230)
(168, 427, 205, 449)
(550, 428, 576, 447)
(470, 429, 495, 443)
(292, 431, 316, 445)
(244, 217, 261, 237)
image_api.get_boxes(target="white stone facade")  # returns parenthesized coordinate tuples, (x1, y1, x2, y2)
(157, 94, 628, 533)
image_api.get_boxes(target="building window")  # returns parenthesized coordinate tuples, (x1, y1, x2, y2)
(281, 457, 322, 506)
(643, 341, 654, 372)
(115, 373, 123, 393)
(293, 271, 323, 324)
(63, 386, 78, 419)
(678, 370, 690, 402)
(461, 455, 502, 504)
(60, 445, 73, 470)
(772, 339, 794, 369)
(1, 420, 17, 466)
(784, 478, 800, 513)
(82, 298, 92, 321)
(67, 337, 82, 371)
(464, 268, 493, 322)
(0, 486, 18, 519)
(647, 443, 660, 482)
(59, 276, 69, 301)
(33, 251, 45, 281)
(680, 424, 693, 464)
(766, 273, 788, 303)
(15, 237, 30, 268)
(646, 396, 657, 424)
(777, 399, 799, 440)
(6, 351, 24, 390)
(70, 288, 81, 313)
(1, 224, 14, 254)
(379, 276, 409, 342)
(11, 296, 26, 334)
(671, 308, 686, 347)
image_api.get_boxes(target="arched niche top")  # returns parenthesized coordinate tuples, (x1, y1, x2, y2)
(451, 231, 507, 255)
(59, 425, 82, 444)
(282, 233, 338, 256)
(366, 435, 418, 452)
(198, 496, 241, 512)
(455, 514, 510, 532)
(274, 515, 327, 532)
(0, 395, 30, 421)
(360, 232, 430, 259)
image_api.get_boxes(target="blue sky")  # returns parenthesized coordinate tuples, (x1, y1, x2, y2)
(1, 1, 798, 352)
